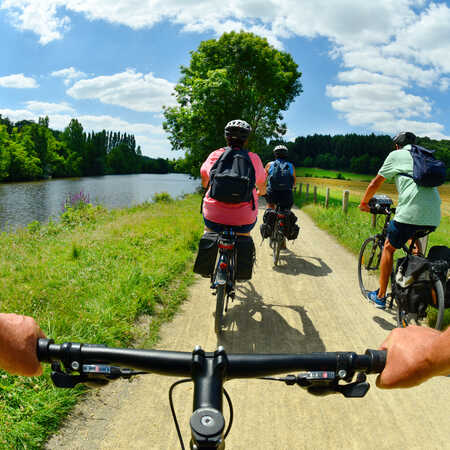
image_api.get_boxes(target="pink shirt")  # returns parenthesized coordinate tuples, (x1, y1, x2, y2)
(201, 148, 266, 225)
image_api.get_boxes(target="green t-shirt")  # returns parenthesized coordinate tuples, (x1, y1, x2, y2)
(378, 145, 441, 227)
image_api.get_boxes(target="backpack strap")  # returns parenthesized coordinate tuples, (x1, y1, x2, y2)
(397, 145, 417, 180)
(200, 147, 230, 213)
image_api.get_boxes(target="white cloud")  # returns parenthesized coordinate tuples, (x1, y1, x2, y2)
(51, 67, 87, 85)
(439, 78, 450, 92)
(2, 0, 450, 137)
(25, 101, 75, 114)
(0, 106, 171, 157)
(1, 0, 70, 45)
(0, 73, 38, 88)
(66, 69, 176, 112)
(326, 83, 450, 139)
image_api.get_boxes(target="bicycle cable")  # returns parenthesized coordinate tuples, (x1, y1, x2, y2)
(168, 379, 234, 449)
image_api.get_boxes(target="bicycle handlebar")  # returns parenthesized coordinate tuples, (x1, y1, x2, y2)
(37, 339, 386, 378)
(37, 339, 386, 449)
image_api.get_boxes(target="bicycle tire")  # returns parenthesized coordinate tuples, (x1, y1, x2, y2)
(358, 236, 384, 298)
(215, 284, 225, 334)
(396, 278, 445, 330)
(273, 229, 282, 266)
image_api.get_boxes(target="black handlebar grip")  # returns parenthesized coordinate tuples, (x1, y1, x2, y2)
(37, 338, 54, 362)
(365, 349, 386, 374)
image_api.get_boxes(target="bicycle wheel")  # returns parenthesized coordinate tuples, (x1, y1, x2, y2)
(396, 279, 445, 330)
(358, 236, 383, 298)
(215, 284, 225, 334)
(273, 231, 282, 266)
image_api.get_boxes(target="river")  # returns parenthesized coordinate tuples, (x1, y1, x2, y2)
(0, 173, 199, 230)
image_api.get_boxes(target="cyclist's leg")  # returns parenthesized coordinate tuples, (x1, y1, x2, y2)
(265, 189, 276, 210)
(379, 239, 396, 298)
(379, 221, 431, 297)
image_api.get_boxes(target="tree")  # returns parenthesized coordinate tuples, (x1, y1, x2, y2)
(163, 31, 302, 174)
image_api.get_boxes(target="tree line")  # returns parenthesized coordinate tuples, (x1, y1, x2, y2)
(0, 115, 181, 182)
(262, 133, 450, 180)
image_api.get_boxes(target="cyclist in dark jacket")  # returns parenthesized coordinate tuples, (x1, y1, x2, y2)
(264, 145, 296, 210)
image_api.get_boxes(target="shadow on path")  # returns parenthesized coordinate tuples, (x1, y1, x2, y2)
(217, 282, 325, 354)
(271, 251, 333, 277)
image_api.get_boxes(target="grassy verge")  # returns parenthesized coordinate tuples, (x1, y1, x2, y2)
(294, 190, 450, 328)
(0, 194, 204, 448)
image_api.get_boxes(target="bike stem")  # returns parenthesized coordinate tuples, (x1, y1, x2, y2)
(190, 346, 228, 449)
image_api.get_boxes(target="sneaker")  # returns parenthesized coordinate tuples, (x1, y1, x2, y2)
(367, 289, 386, 309)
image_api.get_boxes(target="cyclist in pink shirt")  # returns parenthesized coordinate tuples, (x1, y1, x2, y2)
(200, 120, 266, 235)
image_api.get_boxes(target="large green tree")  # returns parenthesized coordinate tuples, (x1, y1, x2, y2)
(163, 31, 302, 174)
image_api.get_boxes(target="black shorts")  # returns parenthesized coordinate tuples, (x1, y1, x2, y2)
(387, 220, 436, 249)
(266, 189, 294, 209)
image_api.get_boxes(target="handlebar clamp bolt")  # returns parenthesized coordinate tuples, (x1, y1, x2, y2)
(71, 361, 80, 371)
(338, 369, 347, 379)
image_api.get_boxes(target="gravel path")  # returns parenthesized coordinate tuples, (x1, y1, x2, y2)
(46, 205, 450, 450)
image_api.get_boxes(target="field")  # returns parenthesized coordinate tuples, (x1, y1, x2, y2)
(296, 175, 450, 217)
(295, 167, 374, 182)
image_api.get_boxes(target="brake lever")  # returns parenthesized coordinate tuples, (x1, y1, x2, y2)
(273, 371, 370, 398)
(50, 362, 148, 388)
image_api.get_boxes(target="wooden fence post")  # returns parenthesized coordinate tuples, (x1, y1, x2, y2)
(313, 186, 317, 204)
(298, 183, 302, 197)
(306, 184, 309, 200)
(342, 190, 349, 214)
(325, 187, 330, 208)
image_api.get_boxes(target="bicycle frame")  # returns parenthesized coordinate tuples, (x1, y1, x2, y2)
(213, 231, 237, 300)
(37, 339, 386, 450)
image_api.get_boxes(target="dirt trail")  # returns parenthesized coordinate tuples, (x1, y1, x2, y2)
(46, 204, 450, 450)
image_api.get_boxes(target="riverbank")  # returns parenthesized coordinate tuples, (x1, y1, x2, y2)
(0, 194, 204, 448)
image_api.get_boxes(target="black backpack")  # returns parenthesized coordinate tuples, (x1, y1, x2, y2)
(268, 160, 293, 191)
(399, 145, 446, 187)
(208, 147, 256, 208)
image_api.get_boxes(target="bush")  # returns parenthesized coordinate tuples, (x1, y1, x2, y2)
(152, 192, 173, 203)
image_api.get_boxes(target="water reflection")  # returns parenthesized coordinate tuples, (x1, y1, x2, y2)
(0, 174, 199, 230)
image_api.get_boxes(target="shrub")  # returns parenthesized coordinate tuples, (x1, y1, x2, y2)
(152, 192, 173, 203)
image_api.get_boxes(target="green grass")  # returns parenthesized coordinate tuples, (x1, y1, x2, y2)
(296, 167, 374, 181)
(0, 194, 204, 448)
(294, 189, 450, 328)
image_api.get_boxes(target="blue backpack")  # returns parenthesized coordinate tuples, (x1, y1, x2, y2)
(268, 160, 293, 191)
(399, 145, 446, 187)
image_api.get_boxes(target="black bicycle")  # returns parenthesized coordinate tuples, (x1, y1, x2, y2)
(269, 207, 288, 266)
(37, 338, 386, 450)
(212, 230, 237, 334)
(357, 195, 446, 329)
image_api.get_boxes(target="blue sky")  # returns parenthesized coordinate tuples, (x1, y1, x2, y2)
(1, 0, 450, 158)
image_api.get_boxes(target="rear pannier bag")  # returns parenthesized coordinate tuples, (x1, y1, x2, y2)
(260, 223, 271, 239)
(427, 245, 450, 308)
(260, 208, 277, 240)
(263, 208, 277, 227)
(283, 211, 299, 240)
(193, 232, 218, 278)
(235, 235, 255, 281)
(395, 252, 449, 313)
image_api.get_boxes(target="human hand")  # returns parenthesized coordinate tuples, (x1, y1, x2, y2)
(359, 202, 370, 212)
(0, 313, 46, 376)
(376, 326, 441, 389)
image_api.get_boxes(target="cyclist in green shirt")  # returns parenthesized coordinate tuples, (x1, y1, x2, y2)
(359, 131, 441, 309)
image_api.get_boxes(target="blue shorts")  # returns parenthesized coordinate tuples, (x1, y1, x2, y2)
(203, 218, 256, 233)
(387, 220, 436, 249)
